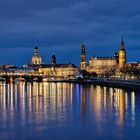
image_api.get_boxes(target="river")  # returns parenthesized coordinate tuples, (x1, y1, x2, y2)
(0, 81, 140, 140)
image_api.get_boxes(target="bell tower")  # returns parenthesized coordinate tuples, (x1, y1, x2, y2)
(80, 43, 86, 69)
(51, 54, 56, 65)
(119, 36, 126, 68)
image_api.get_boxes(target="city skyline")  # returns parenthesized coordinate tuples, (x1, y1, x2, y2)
(0, 36, 139, 66)
(0, 1, 140, 140)
(0, 0, 140, 65)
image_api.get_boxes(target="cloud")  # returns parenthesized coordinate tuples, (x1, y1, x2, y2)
(0, 0, 140, 65)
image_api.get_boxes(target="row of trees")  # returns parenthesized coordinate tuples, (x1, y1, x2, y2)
(120, 67, 140, 79)
(76, 67, 140, 80)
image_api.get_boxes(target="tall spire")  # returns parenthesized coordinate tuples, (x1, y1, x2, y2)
(80, 43, 86, 69)
(120, 35, 125, 50)
(119, 35, 126, 68)
(121, 35, 124, 45)
(81, 43, 86, 55)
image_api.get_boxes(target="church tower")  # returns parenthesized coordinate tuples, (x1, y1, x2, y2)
(80, 43, 86, 69)
(119, 36, 126, 68)
(51, 54, 56, 65)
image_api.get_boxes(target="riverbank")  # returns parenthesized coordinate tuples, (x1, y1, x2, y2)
(47, 78, 140, 91)
(0, 76, 140, 91)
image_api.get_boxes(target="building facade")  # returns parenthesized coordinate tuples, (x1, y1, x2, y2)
(87, 57, 117, 74)
(38, 55, 78, 79)
(80, 36, 127, 75)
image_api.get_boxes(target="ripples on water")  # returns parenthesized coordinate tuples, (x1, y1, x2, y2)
(0, 81, 140, 140)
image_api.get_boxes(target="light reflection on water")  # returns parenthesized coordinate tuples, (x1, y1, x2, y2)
(0, 81, 140, 140)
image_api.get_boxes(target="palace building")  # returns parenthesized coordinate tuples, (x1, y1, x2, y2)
(38, 55, 78, 79)
(80, 36, 127, 75)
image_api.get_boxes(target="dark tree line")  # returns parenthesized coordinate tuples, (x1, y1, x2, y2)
(120, 67, 140, 78)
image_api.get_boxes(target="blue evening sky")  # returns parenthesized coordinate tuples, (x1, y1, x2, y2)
(0, 0, 140, 66)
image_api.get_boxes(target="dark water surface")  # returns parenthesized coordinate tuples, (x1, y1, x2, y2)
(0, 81, 140, 140)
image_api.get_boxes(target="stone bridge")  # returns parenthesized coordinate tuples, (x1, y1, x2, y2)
(0, 71, 43, 83)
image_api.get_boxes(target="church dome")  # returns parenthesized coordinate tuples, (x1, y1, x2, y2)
(32, 46, 42, 65)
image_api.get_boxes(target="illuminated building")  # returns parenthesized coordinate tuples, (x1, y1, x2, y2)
(80, 44, 86, 69)
(80, 36, 127, 74)
(137, 62, 140, 68)
(125, 62, 138, 68)
(31, 46, 43, 65)
(38, 55, 78, 79)
(87, 57, 117, 74)
(119, 36, 126, 68)
(125, 61, 140, 70)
